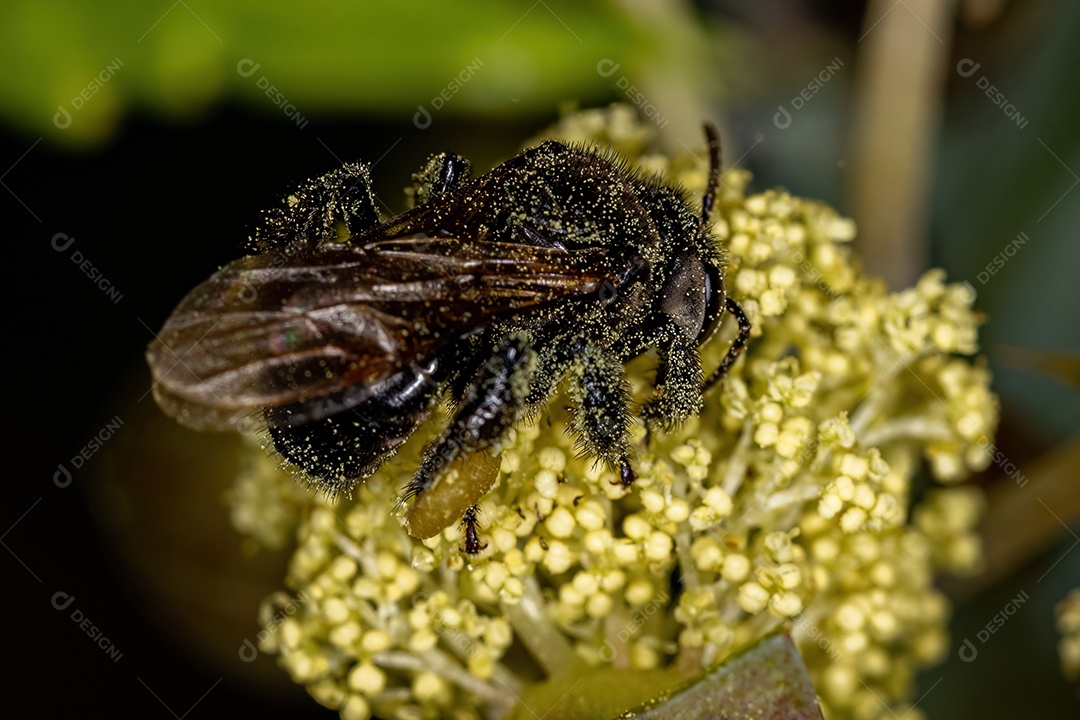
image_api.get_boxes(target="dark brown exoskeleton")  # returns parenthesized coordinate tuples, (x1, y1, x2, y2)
(146, 125, 750, 552)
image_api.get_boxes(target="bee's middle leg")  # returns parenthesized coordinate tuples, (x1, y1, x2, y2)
(403, 335, 535, 540)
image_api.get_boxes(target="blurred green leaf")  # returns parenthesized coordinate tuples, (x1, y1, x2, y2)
(0, 0, 649, 145)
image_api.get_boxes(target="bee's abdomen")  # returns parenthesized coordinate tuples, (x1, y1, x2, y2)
(266, 361, 442, 494)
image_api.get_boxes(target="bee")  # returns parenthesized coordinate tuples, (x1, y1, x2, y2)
(145, 125, 750, 553)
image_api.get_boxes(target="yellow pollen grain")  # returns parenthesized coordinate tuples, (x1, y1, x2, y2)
(347, 662, 386, 695)
(545, 507, 576, 538)
(665, 499, 690, 523)
(704, 487, 734, 516)
(535, 469, 559, 499)
(644, 531, 674, 561)
(360, 629, 391, 654)
(738, 581, 769, 614)
(572, 572, 599, 596)
(575, 500, 607, 530)
(641, 490, 666, 514)
(755, 422, 779, 447)
(623, 514, 652, 540)
(613, 539, 640, 565)
(538, 446, 567, 472)
(341, 695, 371, 720)
(625, 578, 655, 606)
(542, 540, 573, 574)
(323, 597, 350, 624)
(721, 554, 750, 583)
(770, 591, 803, 617)
(586, 592, 614, 618)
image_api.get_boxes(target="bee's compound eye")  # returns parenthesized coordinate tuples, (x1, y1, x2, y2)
(697, 260, 725, 345)
(662, 253, 724, 344)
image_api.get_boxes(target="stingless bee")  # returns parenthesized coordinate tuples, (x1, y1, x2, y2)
(145, 124, 750, 553)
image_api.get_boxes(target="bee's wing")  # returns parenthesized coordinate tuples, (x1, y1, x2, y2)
(146, 238, 614, 431)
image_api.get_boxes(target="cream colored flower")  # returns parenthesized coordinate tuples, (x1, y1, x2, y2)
(231, 105, 995, 720)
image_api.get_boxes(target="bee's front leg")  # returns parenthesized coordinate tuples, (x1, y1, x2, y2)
(641, 331, 704, 435)
(403, 335, 535, 542)
(568, 341, 636, 487)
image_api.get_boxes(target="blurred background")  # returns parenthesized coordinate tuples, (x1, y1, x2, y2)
(3, 0, 1077, 717)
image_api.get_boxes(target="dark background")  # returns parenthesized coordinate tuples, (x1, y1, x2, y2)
(3, 1, 1077, 717)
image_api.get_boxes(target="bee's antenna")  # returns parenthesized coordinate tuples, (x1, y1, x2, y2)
(699, 123, 750, 394)
(702, 297, 751, 393)
(701, 123, 722, 226)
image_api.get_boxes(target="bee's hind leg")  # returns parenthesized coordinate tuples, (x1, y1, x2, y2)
(251, 162, 381, 251)
(403, 334, 535, 542)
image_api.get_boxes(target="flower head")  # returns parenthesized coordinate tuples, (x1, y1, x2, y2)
(232, 105, 995, 720)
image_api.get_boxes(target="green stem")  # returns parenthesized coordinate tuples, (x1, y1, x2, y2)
(504, 575, 579, 677)
(721, 420, 754, 497)
(673, 471, 699, 590)
(859, 416, 952, 448)
(849, 351, 917, 436)
(375, 649, 517, 712)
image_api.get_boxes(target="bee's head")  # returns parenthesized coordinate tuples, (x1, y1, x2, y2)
(661, 250, 726, 347)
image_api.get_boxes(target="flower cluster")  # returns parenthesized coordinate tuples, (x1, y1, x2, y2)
(231, 105, 996, 720)
(1058, 588, 1080, 684)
